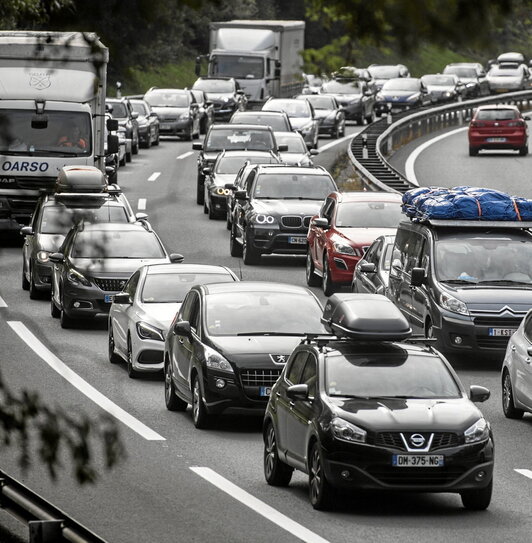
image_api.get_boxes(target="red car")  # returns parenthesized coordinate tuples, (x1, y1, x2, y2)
(306, 192, 403, 295)
(468, 105, 529, 156)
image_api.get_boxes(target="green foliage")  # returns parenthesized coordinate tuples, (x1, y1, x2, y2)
(0, 0, 73, 29)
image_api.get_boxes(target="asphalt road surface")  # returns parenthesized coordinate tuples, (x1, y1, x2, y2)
(1, 124, 532, 543)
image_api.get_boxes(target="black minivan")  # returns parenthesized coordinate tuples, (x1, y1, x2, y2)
(387, 218, 532, 358)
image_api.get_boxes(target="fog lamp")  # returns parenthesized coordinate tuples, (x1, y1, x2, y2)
(215, 378, 226, 389)
(453, 335, 463, 345)
(475, 470, 487, 482)
(73, 301, 80, 308)
(340, 470, 351, 479)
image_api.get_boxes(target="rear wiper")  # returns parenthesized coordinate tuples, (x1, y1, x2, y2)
(236, 331, 306, 336)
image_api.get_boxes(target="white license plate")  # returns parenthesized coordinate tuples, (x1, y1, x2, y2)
(486, 137, 507, 142)
(489, 328, 515, 336)
(288, 236, 307, 245)
(161, 123, 172, 129)
(104, 294, 117, 303)
(259, 386, 271, 397)
(392, 455, 444, 467)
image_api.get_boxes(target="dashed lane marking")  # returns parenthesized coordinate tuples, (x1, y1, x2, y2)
(515, 469, 532, 480)
(7, 321, 165, 441)
(176, 151, 194, 160)
(190, 467, 330, 543)
(0, 296, 7, 308)
(147, 172, 161, 182)
(137, 198, 147, 210)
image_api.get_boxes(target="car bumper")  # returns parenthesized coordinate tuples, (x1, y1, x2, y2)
(212, 108, 237, 121)
(249, 226, 308, 256)
(328, 253, 361, 284)
(33, 261, 53, 290)
(131, 335, 164, 372)
(317, 119, 337, 134)
(339, 103, 362, 120)
(375, 102, 414, 114)
(208, 192, 228, 213)
(159, 120, 192, 135)
(63, 284, 119, 318)
(469, 132, 527, 149)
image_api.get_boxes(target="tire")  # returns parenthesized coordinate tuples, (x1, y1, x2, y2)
(22, 265, 29, 291)
(461, 479, 493, 511)
(50, 288, 60, 318)
(132, 137, 139, 155)
(366, 109, 376, 124)
(322, 256, 335, 296)
(192, 374, 211, 429)
(469, 146, 479, 157)
(502, 370, 524, 419)
(203, 198, 208, 215)
(60, 307, 74, 329)
(126, 150, 132, 163)
(264, 423, 293, 486)
(126, 336, 138, 379)
(309, 442, 335, 510)
(226, 210, 232, 230)
(141, 137, 151, 149)
(340, 121, 346, 137)
(230, 222, 243, 257)
(28, 266, 41, 300)
(153, 130, 160, 146)
(108, 323, 122, 364)
(208, 202, 218, 220)
(243, 228, 261, 265)
(425, 320, 434, 339)
(119, 154, 126, 167)
(184, 127, 193, 141)
(519, 145, 528, 156)
(165, 362, 187, 411)
(306, 250, 320, 287)
(196, 178, 204, 205)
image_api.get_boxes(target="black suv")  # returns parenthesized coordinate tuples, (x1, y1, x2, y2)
(164, 281, 326, 428)
(192, 77, 247, 121)
(192, 124, 282, 205)
(106, 98, 140, 155)
(229, 165, 338, 265)
(263, 294, 493, 510)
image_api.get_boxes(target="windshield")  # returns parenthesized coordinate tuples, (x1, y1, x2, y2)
(435, 236, 532, 284)
(72, 230, 165, 259)
(368, 66, 401, 79)
(142, 273, 234, 303)
(306, 75, 323, 86)
(191, 91, 204, 104)
(263, 100, 311, 118)
(211, 55, 264, 79)
(206, 291, 325, 336)
(321, 81, 362, 94)
(326, 350, 461, 399)
(144, 91, 189, 107)
(382, 79, 420, 92)
(443, 66, 477, 78)
(476, 109, 518, 120)
(205, 129, 274, 152)
(253, 173, 335, 200)
(274, 133, 306, 153)
(231, 113, 290, 131)
(489, 66, 522, 77)
(131, 102, 148, 116)
(193, 79, 234, 93)
(335, 201, 403, 227)
(39, 204, 128, 234)
(0, 110, 91, 157)
(300, 96, 335, 109)
(107, 102, 128, 118)
(421, 75, 455, 86)
(216, 155, 273, 174)
(383, 243, 394, 270)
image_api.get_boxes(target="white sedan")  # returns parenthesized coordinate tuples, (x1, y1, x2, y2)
(108, 263, 238, 378)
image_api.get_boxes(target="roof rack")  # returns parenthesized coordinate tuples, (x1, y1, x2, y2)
(419, 219, 532, 228)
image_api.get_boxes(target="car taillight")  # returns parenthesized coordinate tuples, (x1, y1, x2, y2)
(508, 120, 525, 127)
(470, 121, 485, 128)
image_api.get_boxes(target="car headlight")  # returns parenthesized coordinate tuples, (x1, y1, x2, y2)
(332, 239, 357, 256)
(464, 418, 489, 444)
(136, 321, 165, 342)
(440, 292, 469, 316)
(466, 82, 476, 88)
(180, 113, 190, 120)
(254, 214, 276, 225)
(204, 346, 234, 373)
(66, 268, 91, 287)
(299, 121, 314, 133)
(37, 250, 50, 263)
(444, 91, 452, 97)
(331, 417, 367, 443)
(214, 186, 231, 196)
(407, 93, 421, 102)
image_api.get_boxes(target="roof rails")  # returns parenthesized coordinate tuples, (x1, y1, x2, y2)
(301, 333, 437, 351)
(421, 219, 532, 229)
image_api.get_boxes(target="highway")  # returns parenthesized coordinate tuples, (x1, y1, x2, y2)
(1, 124, 532, 543)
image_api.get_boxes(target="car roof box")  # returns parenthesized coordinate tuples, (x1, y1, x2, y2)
(321, 294, 412, 341)
(55, 166, 107, 193)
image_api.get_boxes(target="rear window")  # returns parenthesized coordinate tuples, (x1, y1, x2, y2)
(39, 204, 128, 234)
(205, 128, 274, 152)
(72, 230, 165, 259)
(335, 201, 403, 228)
(476, 109, 518, 121)
(231, 114, 289, 131)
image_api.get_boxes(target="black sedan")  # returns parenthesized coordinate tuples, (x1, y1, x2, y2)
(320, 79, 375, 124)
(263, 294, 493, 511)
(420, 74, 464, 103)
(295, 94, 345, 138)
(164, 282, 326, 428)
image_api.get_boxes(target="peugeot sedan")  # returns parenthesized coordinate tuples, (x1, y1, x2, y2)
(375, 78, 431, 115)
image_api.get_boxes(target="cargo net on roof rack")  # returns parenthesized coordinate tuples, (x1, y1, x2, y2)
(402, 186, 532, 222)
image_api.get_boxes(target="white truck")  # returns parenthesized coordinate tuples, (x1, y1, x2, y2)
(0, 31, 118, 231)
(196, 20, 305, 105)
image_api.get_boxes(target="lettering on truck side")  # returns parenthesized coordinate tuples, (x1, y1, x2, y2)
(1, 161, 49, 172)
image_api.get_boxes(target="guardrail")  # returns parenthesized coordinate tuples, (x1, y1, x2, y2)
(348, 90, 532, 193)
(0, 469, 108, 543)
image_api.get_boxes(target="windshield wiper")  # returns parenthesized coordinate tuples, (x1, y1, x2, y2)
(476, 279, 532, 286)
(235, 331, 306, 336)
(440, 279, 477, 285)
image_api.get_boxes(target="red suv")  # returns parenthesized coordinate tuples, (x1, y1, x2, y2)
(468, 105, 530, 156)
(306, 192, 403, 295)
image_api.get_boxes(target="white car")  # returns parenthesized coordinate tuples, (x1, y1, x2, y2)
(273, 131, 317, 166)
(108, 263, 238, 378)
(501, 309, 532, 418)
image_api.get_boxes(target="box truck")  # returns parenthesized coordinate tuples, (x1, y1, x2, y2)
(0, 31, 117, 231)
(196, 20, 305, 105)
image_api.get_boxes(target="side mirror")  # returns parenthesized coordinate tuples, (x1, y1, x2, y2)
(278, 144, 289, 152)
(149, 112, 158, 118)
(107, 135, 119, 155)
(131, 111, 139, 119)
(173, 320, 192, 338)
(360, 262, 376, 273)
(234, 190, 248, 200)
(169, 253, 184, 263)
(391, 258, 402, 272)
(527, 346, 532, 357)
(225, 184, 236, 190)
(202, 167, 212, 175)
(286, 384, 309, 401)
(205, 101, 213, 107)
(48, 252, 64, 263)
(192, 142, 203, 151)
(106, 118, 119, 131)
(135, 212, 148, 221)
(113, 293, 131, 305)
(20, 226, 33, 236)
(411, 267, 426, 287)
(313, 217, 329, 229)
(469, 385, 490, 403)
(309, 149, 319, 156)
(236, 90, 245, 95)
(523, 115, 531, 121)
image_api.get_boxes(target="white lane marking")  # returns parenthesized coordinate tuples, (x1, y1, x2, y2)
(190, 467, 330, 543)
(176, 151, 194, 160)
(317, 133, 354, 154)
(0, 296, 7, 308)
(404, 127, 468, 186)
(137, 198, 147, 211)
(147, 172, 161, 182)
(515, 468, 532, 480)
(7, 321, 165, 441)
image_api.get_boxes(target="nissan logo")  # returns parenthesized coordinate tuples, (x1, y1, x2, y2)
(409, 434, 425, 448)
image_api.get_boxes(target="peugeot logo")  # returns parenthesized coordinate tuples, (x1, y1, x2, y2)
(409, 434, 426, 448)
(270, 354, 287, 364)
(119, 280, 126, 288)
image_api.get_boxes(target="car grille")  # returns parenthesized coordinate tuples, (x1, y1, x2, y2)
(473, 317, 523, 327)
(281, 215, 313, 228)
(93, 278, 127, 291)
(365, 465, 467, 486)
(240, 369, 282, 387)
(374, 432, 459, 451)
(477, 336, 511, 349)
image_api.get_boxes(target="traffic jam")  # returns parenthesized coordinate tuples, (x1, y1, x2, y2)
(1, 19, 532, 543)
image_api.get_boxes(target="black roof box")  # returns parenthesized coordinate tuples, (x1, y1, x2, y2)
(55, 166, 107, 193)
(321, 294, 412, 341)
